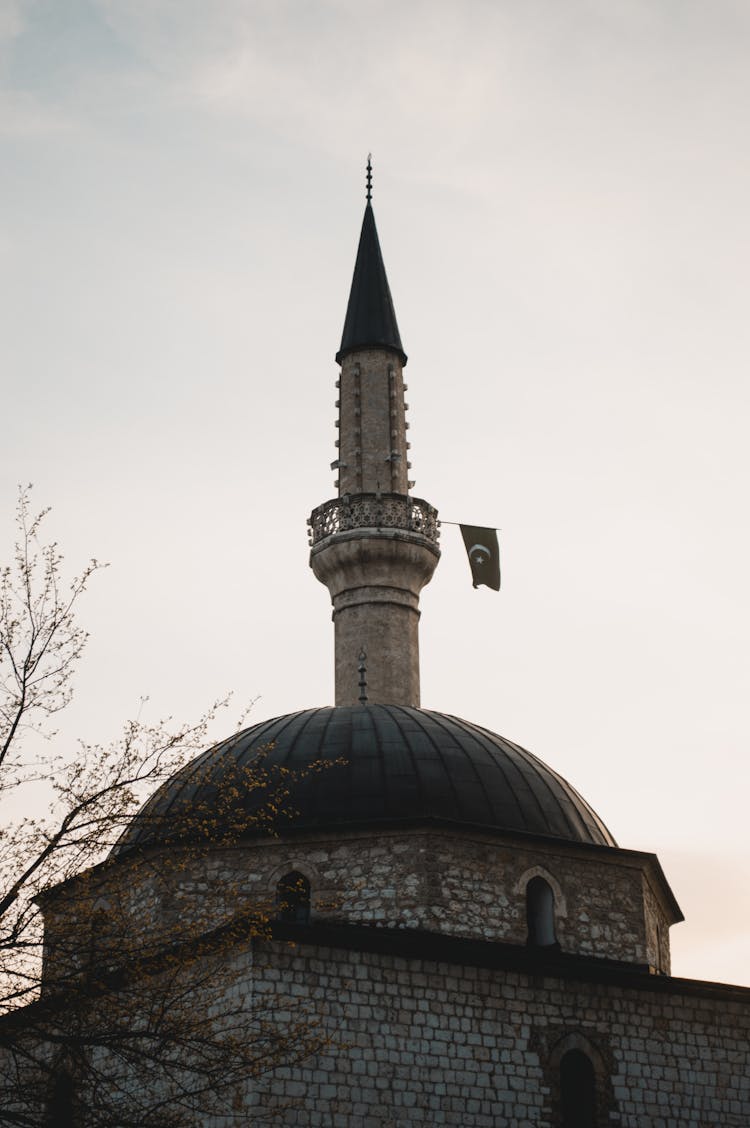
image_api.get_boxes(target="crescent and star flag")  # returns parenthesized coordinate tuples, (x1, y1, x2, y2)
(459, 525, 501, 591)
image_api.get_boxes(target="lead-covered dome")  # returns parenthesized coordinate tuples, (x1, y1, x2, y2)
(113, 706, 615, 856)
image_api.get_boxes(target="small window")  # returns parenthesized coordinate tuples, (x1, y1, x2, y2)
(276, 871, 311, 924)
(88, 908, 109, 969)
(526, 876, 557, 947)
(560, 1049, 597, 1128)
(45, 1069, 76, 1128)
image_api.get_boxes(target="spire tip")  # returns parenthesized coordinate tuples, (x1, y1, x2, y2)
(366, 154, 372, 204)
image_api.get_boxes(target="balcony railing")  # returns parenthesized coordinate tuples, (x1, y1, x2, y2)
(308, 493, 440, 548)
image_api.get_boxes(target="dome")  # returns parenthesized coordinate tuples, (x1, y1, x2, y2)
(113, 706, 616, 855)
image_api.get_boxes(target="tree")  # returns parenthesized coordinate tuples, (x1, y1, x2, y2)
(0, 490, 330, 1126)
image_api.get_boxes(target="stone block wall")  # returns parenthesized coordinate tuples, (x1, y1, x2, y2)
(215, 828, 673, 968)
(41, 827, 675, 991)
(233, 934, 750, 1127)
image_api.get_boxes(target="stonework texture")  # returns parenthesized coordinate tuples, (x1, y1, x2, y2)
(311, 531, 438, 707)
(42, 826, 675, 990)
(337, 350, 409, 496)
(310, 343, 439, 707)
(236, 936, 750, 1127)
(24, 823, 750, 1125)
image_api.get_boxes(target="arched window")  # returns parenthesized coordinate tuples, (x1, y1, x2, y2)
(45, 1069, 76, 1128)
(276, 871, 311, 924)
(87, 907, 109, 972)
(560, 1049, 597, 1128)
(526, 875, 557, 947)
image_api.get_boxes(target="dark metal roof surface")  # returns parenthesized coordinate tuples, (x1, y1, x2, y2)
(113, 706, 616, 855)
(336, 204, 406, 365)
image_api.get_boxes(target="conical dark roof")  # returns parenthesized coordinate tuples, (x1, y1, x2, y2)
(336, 204, 407, 365)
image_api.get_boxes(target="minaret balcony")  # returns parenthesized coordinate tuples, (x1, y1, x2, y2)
(308, 493, 440, 549)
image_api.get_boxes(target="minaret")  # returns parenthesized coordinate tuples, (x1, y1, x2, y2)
(309, 160, 440, 707)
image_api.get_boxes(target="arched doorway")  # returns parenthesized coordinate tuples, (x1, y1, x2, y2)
(560, 1048, 597, 1127)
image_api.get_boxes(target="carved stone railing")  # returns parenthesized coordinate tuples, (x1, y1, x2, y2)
(308, 493, 440, 548)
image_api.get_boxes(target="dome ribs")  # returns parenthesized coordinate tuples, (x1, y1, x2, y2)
(398, 708, 460, 821)
(406, 709, 495, 826)
(349, 707, 386, 820)
(446, 717, 541, 834)
(113, 707, 617, 855)
(501, 734, 616, 848)
(279, 708, 345, 827)
(372, 706, 421, 820)
(483, 728, 578, 841)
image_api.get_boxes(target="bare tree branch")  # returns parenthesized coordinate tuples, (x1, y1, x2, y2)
(0, 491, 332, 1125)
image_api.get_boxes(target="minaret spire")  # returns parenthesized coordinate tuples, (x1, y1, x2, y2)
(336, 160, 406, 368)
(309, 172, 440, 708)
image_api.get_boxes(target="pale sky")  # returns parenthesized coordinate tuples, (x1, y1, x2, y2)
(2, 0, 749, 985)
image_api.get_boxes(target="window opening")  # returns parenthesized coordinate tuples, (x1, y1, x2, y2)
(87, 907, 109, 974)
(560, 1048, 597, 1128)
(276, 871, 311, 924)
(45, 1069, 76, 1128)
(526, 875, 557, 947)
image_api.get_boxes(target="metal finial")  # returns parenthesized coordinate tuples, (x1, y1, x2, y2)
(366, 154, 372, 204)
(357, 649, 368, 705)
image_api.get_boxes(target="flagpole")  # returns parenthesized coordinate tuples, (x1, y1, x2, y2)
(440, 521, 501, 531)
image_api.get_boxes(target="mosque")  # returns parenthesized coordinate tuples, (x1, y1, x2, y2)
(22, 167, 750, 1124)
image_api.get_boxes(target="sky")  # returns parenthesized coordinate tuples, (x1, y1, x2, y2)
(1, 0, 749, 986)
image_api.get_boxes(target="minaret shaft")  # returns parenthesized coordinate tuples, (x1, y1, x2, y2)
(311, 530, 436, 706)
(309, 175, 439, 708)
(337, 351, 408, 496)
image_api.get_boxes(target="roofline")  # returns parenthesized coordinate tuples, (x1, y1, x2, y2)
(103, 815, 682, 922)
(39, 816, 682, 928)
(335, 342, 408, 366)
(8, 916, 743, 1039)
(270, 920, 749, 1000)
(110, 812, 617, 862)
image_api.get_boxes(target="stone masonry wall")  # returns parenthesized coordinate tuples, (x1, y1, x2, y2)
(232, 937, 750, 1127)
(642, 873, 673, 972)
(43, 828, 673, 989)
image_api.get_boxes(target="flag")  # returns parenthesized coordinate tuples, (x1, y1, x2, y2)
(460, 525, 500, 591)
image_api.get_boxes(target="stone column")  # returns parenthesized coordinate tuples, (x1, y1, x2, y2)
(310, 523, 439, 707)
(336, 349, 410, 496)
